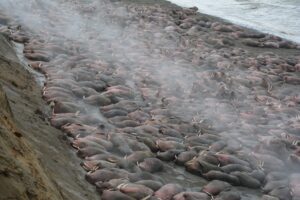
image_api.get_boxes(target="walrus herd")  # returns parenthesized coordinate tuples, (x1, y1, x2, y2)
(1, 0, 300, 199)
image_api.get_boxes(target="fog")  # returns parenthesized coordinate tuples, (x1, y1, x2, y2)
(1, 0, 300, 196)
(1, 0, 298, 152)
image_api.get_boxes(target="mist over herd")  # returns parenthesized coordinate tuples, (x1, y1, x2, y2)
(1, 0, 300, 200)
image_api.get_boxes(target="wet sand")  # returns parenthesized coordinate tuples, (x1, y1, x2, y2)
(1, 0, 300, 199)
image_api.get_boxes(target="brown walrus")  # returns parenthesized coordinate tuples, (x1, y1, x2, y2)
(117, 183, 154, 199)
(154, 183, 184, 200)
(53, 101, 85, 114)
(83, 94, 111, 106)
(202, 180, 231, 195)
(134, 180, 163, 191)
(24, 52, 51, 62)
(100, 190, 134, 200)
(173, 192, 210, 200)
(85, 168, 128, 184)
(175, 151, 197, 165)
(138, 158, 164, 173)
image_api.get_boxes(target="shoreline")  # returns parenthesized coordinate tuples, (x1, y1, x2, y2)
(165, 0, 300, 44)
(127, 0, 300, 47)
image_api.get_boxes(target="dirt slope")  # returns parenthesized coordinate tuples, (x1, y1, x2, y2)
(0, 34, 98, 200)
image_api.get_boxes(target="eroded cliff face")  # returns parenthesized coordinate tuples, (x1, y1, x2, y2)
(0, 34, 98, 200)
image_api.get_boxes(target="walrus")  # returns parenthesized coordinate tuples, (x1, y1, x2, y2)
(71, 86, 98, 98)
(43, 86, 73, 96)
(102, 109, 128, 118)
(260, 195, 280, 200)
(136, 136, 159, 152)
(173, 192, 210, 200)
(81, 159, 117, 171)
(242, 39, 262, 47)
(77, 146, 108, 158)
(100, 100, 139, 113)
(117, 183, 154, 199)
(203, 170, 240, 186)
(214, 190, 241, 200)
(216, 153, 250, 167)
(263, 42, 279, 49)
(262, 179, 288, 193)
(209, 140, 227, 152)
(279, 41, 297, 49)
(187, 145, 208, 153)
(125, 151, 154, 163)
(185, 158, 222, 175)
(185, 136, 215, 147)
(202, 180, 231, 196)
(100, 190, 135, 200)
(156, 139, 185, 152)
(138, 158, 164, 173)
(116, 159, 141, 173)
(83, 94, 111, 106)
(102, 86, 134, 100)
(198, 151, 220, 165)
(230, 172, 261, 188)
(43, 90, 75, 103)
(158, 127, 183, 138)
(128, 171, 162, 182)
(157, 149, 184, 161)
(61, 123, 98, 138)
(135, 180, 163, 191)
(72, 69, 97, 81)
(46, 79, 78, 90)
(108, 116, 131, 123)
(221, 164, 252, 173)
(251, 152, 284, 171)
(46, 96, 76, 104)
(72, 138, 105, 150)
(24, 52, 51, 62)
(154, 183, 184, 200)
(53, 101, 85, 114)
(78, 115, 103, 126)
(85, 168, 128, 184)
(289, 173, 300, 198)
(29, 61, 47, 74)
(50, 115, 79, 128)
(122, 137, 148, 151)
(268, 187, 291, 200)
(175, 151, 197, 166)
(212, 24, 235, 32)
(237, 32, 265, 39)
(85, 153, 121, 163)
(134, 125, 160, 136)
(95, 178, 129, 193)
(72, 136, 113, 150)
(127, 110, 151, 123)
(113, 120, 140, 128)
(78, 80, 106, 92)
(284, 76, 300, 85)
(249, 170, 265, 183)
(45, 71, 75, 81)
(9, 33, 30, 43)
(265, 172, 286, 182)
(108, 133, 133, 155)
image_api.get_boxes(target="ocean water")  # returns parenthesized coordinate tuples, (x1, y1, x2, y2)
(168, 0, 300, 43)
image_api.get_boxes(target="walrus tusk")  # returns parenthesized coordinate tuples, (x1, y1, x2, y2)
(141, 195, 152, 200)
(117, 183, 127, 190)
